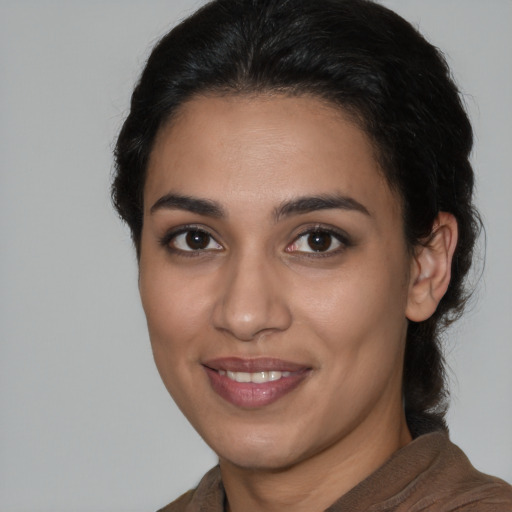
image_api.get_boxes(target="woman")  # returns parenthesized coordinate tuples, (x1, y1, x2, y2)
(112, 0, 512, 510)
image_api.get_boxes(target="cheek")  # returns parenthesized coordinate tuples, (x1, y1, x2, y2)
(139, 260, 213, 358)
(303, 262, 407, 325)
(294, 255, 410, 372)
(138, 269, 210, 407)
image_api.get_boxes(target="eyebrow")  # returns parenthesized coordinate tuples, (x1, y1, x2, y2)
(150, 193, 225, 218)
(149, 192, 370, 220)
(274, 194, 370, 221)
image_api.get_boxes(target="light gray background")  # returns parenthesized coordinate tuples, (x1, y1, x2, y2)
(1, 1, 511, 511)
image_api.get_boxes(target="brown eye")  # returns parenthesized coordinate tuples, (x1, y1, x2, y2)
(186, 230, 211, 250)
(169, 229, 223, 252)
(286, 228, 347, 255)
(307, 231, 333, 252)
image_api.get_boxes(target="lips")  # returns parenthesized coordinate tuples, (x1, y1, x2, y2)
(203, 357, 311, 408)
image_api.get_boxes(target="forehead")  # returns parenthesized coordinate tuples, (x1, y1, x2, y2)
(145, 94, 400, 219)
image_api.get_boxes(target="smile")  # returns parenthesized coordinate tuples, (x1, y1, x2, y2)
(203, 358, 311, 408)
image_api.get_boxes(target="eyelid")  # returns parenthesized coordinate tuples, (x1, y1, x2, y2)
(159, 224, 224, 255)
(286, 224, 352, 255)
(158, 223, 351, 257)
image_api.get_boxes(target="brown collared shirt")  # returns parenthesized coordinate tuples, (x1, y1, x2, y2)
(158, 432, 512, 511)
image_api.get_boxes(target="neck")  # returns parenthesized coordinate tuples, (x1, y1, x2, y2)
(220, 409, 412, 512)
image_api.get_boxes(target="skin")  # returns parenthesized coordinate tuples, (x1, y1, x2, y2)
(139, 94, 456, 512)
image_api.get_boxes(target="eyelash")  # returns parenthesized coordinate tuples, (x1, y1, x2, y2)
(159, 225, 222, 257)
(286, 225, 352, 257)
(159, 224, 352, 258)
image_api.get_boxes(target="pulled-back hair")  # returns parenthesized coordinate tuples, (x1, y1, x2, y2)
(112, 0, 481, 436)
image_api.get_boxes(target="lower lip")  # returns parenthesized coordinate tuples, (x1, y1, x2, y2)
(203, 367, 310, 408)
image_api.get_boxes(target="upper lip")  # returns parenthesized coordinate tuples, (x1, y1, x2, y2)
(203, 357, 310, 373)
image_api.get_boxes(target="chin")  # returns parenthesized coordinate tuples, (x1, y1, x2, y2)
(211, 428, 304, 471)
(220, 448, 301, 472)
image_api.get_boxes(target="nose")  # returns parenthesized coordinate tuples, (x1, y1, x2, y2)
(212, 253, 292, 341)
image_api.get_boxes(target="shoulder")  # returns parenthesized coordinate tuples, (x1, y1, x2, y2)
(330, 431, 512, 512)
(412, 476, 512, 511)
(424, 455, 512, 511)
(156, 466, 223, 512)
(438, 478, 512, 511)
(392, 432, 512, 511)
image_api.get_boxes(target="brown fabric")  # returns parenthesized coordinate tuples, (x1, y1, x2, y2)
(158, 432, 512, 511)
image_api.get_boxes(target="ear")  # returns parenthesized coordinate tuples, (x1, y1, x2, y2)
(406, 212, 458, 322)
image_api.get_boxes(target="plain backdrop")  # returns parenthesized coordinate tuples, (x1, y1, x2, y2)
(1, 1, 511, 511)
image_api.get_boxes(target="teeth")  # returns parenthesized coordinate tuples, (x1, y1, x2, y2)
(219, 370, 292, 383)
(227, 370, 251, 382)
(252, 371, 269, 383)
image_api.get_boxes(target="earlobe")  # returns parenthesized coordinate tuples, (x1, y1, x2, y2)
(406, 212, 458, 322)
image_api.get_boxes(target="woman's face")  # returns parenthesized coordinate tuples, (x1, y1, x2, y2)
(139, 94, 414, 471)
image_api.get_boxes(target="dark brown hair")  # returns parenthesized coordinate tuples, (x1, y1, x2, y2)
(112, 0, 481, 436)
